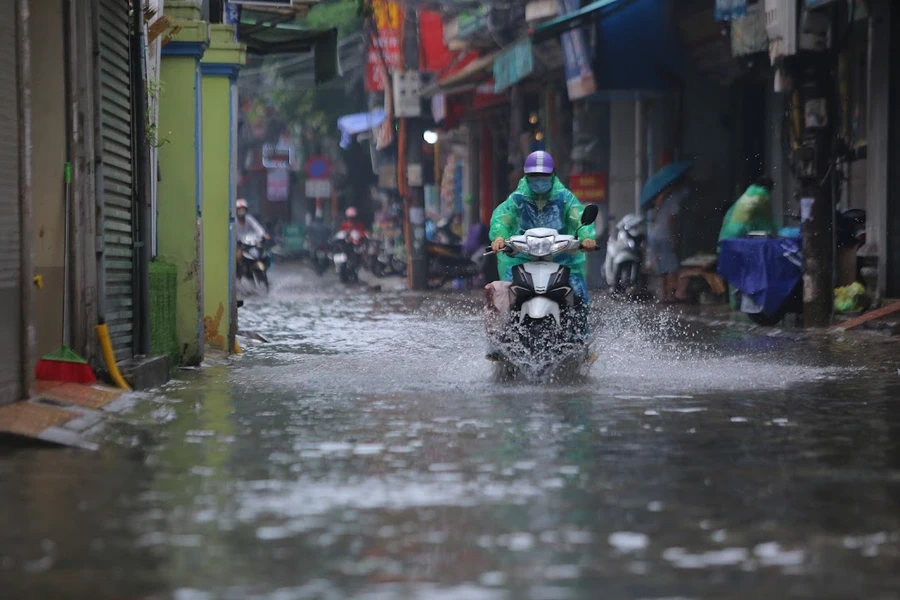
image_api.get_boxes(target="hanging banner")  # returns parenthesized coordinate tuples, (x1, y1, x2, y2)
(494, 39, 534, 92)
(267, 169, 290, 202)
(558, 0, 597, 101)
(366, 0, 403, 92)
(419, 10, 454, 73)
(714, 0, 747, 21)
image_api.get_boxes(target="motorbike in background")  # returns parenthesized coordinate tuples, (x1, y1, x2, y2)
(604, 213, 647, 294)
(237, 233, 271, 293)
(332, 229, 366, 284)
(310, 243, 330, 276)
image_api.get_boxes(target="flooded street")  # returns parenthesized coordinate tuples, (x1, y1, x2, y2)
(3, 267, 900, 599)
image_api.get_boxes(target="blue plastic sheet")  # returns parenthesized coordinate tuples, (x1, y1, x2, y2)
(718, 238, 803, 317)
(337, 110, 386, 149)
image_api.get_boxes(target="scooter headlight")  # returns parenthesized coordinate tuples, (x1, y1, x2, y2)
(551, 240, 570, 253)
(526, 236, 553, 257)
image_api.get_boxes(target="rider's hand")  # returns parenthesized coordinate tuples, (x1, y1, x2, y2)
(491, 237, 506, 253)
(581, 238, 598, 252)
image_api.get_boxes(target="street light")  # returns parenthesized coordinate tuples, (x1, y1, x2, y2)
(423, 130, 438, 145)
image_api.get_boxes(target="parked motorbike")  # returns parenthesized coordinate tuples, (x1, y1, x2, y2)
(310, 243, 330, 276)
(484, 205, 599, 378)
(604, 213, 647, 294)
(237, 233, 271, 292)
(425, 241, 480, 289)
(332, 230, 366, 284)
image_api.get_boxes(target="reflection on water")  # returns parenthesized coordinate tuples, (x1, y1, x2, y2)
(2, 268, 900, 599)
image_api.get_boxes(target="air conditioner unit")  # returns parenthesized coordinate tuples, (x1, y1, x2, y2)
(765, 0, 798, 63)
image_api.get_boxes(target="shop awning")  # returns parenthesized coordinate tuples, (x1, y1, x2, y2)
(531, 0, 629, 42)
(338, 110, 387, 149)
(419, 51, 500, 98)
(237, 10, 339, 83)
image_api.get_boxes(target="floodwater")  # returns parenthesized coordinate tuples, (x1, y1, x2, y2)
(2, 265, 900, 599)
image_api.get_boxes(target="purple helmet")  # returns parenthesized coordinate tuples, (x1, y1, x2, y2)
(524, 151, 555, 175)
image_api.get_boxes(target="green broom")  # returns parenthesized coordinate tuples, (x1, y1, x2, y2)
(34, 162, 97, 384)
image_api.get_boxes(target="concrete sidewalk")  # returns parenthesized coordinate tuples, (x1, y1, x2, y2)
(0, 381, 136, 449)
(656, 299, 900, 340)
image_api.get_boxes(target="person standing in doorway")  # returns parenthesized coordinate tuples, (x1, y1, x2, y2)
(647, 179, 688, 304)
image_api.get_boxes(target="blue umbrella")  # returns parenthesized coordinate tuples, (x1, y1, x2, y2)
(640, 160, 693, 208)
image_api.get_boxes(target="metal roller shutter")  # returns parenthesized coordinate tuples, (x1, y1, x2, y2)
(0, 3, 23, 405)
(98, 0, 135, 361)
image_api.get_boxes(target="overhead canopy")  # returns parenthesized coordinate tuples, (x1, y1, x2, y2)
(237, 9, 340, 83)
(591, 0, 685, 91)
(419, 51, 500, 98)
(531, 0, 628, 42)
(338, 110, 387, 149)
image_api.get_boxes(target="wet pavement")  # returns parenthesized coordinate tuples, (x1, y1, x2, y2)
(2, 265, 900, 599)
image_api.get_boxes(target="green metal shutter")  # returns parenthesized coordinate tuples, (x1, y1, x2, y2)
(98, 0, 135, 361)
(0, 3, 23, 405)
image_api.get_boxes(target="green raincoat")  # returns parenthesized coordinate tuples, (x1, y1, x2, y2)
(718, 184, 777, 245)
(489, 176, 596, 280)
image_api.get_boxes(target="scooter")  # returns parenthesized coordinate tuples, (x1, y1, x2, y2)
(237, 233, 271, 293)
(332, 230, 365, 284)
(484, 205, 599, 378)
(425, 241, 480, 289)
(310, 244, 330, 276)
(604, 213, 646, 294)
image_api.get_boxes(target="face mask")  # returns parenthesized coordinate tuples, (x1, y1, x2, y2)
(528, 176, 553, 195)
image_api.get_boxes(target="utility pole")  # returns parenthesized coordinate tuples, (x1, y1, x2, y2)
(790, 58, 835, 328)
(400, 5, 427, 290)
(394, 6, 428, 290)
(405, 119, 427, 290)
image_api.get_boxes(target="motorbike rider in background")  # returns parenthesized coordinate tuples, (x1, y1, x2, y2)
(307, 212, 333, 247)
(234, 199, 268, 243)
(489, 151, 597, 333)
(339, 207, 368, 236)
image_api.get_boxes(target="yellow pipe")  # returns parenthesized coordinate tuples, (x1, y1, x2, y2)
(233, 338, 243, 355)
(95, 324, 132, 391)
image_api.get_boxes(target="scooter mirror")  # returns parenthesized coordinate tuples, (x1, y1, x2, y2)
(581, 204, 599, 226)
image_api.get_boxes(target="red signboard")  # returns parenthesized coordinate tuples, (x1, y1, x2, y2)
(473, 79, 506, 110)
(569, 173, 608, 203)
(419, 10, 453, 73)
(366, 0, 403, 92)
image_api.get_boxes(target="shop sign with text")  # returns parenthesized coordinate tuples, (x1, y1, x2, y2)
(569, 173, 607, 203)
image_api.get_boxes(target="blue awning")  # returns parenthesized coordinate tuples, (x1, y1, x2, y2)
(591, 0, 684, 91)
(532, 0, 627, 42)
(532, 0, 684, 92)
(338, 110, 387, 149)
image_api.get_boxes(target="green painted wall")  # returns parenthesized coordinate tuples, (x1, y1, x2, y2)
(200, 74, 232, 352)
(157, 55, 204, 366)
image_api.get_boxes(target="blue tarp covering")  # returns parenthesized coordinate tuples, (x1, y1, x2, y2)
(337, 110, 387, 149)
(718, 238, 803, 317)
(592, 0, 684, 91)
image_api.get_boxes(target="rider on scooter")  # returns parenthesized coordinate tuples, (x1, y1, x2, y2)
(489, 151, 598, 332)
(234, 199, 268, 242)
(490, 152, 598, 294)
(339, 207, 368, 236)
